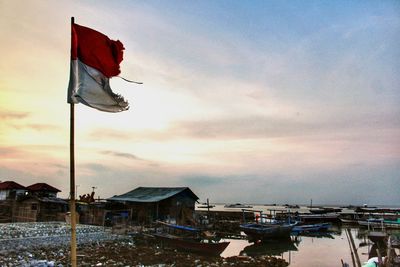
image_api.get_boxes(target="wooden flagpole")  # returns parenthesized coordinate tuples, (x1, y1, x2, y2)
(69, 16, 77, 267)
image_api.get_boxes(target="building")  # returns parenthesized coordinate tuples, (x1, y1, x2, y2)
(12, 195, 68, 222)
(12, 182, 67, 222)
(108, 187, 199, 225)
(0, 181, 27, 200)
(0, 181, 67, 222)
(0, 181, 28, 222)
(26, 183, 61, 198)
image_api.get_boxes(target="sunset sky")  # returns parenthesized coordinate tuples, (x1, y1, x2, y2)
(0, 0, 399, 205)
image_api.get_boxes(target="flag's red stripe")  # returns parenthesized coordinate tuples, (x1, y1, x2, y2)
(71, 23, 124, 78)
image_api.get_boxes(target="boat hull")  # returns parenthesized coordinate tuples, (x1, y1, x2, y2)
(298, 213, 340, 223)
(358, 219, 400, 229)
(152, 233, 230, 256)
(292, 223, 331, 233)
(240, 223, 295, 241)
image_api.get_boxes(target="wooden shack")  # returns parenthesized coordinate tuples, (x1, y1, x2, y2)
(108, 187, 199, 225)
(77, 201, 108, 225)
(13, 182, 66, 222)
(12, 196, 68, 222)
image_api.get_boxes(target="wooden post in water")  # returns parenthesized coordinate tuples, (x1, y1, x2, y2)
(206, 198, 210, 221)
(346, 228, 361, 267)
(344, 229, 356, 267)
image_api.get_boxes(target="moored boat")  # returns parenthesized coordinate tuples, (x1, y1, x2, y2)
(151, 232, 230, 256)
(240, 222, 296, 241)
(358, 218, 400, 229)
(292, 222, 331, 234)
(151, 221, 230, 256)
(298, 213, 340, 223)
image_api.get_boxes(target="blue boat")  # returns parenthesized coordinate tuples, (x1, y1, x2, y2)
(292, 222, 332, 234)
(240, 222, 297, 241)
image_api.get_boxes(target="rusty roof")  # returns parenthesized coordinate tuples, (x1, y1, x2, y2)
(0, 181, 27, 190)
(26, 183, 61, 192)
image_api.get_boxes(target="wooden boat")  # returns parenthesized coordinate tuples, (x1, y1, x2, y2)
(383, 218, 400, 229)
(240, 222, 296, 241)
(358, 218, 400, 229)
(152, 221, 230, 256)
(340, 218, 358, 224)
(151, 232, 230, 256)
(298, 213, 340, 223)
(292, 222, 331, 234)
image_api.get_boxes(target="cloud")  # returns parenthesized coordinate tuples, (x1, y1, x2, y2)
(100, 150, 160, 168)
(101, 150, 145, 161)
(88, 129, 132, 141)
(10, 123, 61, 131)
(0, 147, 22, 157)
(173, 111, 400, 141)
(0, 110, 30, 120)
(179, 175, 227, 187)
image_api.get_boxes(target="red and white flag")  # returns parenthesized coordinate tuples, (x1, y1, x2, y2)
(67, 23, 129, 112)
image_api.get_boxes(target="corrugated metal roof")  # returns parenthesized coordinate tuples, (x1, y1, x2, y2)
(108, 187, 199, 203)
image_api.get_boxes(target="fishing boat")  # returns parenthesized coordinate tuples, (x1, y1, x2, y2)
(358, 218, 400, 229)
(298, 213, 340, 223)
(240, 222, 296, 241)
(151, 221, 230, 256)
(292, 222, 331, 234)
(240, 209, 296, 241)
(340, 217, 358, 224)
(151, 232, 230, 256)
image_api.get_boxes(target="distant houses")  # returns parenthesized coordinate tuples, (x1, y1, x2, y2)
(0, 181, 200, 226)
(0, 181, 67, 222)
(0, 181, 27, 200)
(26, 183, 61, 198)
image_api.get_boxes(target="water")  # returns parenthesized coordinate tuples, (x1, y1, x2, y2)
(196, 204, 400, 267)
(220, 226, 387, 266)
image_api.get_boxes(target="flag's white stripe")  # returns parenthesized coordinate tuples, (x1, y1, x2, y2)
(67, 60, 129, 113)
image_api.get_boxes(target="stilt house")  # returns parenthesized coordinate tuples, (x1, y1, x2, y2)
(108, 187, 199, 225)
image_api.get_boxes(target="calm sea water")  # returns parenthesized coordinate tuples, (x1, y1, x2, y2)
(197, 204, 400, 267)
(220, 226, 375, 267)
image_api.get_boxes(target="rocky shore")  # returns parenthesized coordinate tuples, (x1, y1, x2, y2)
(0, 222, 289, 267)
